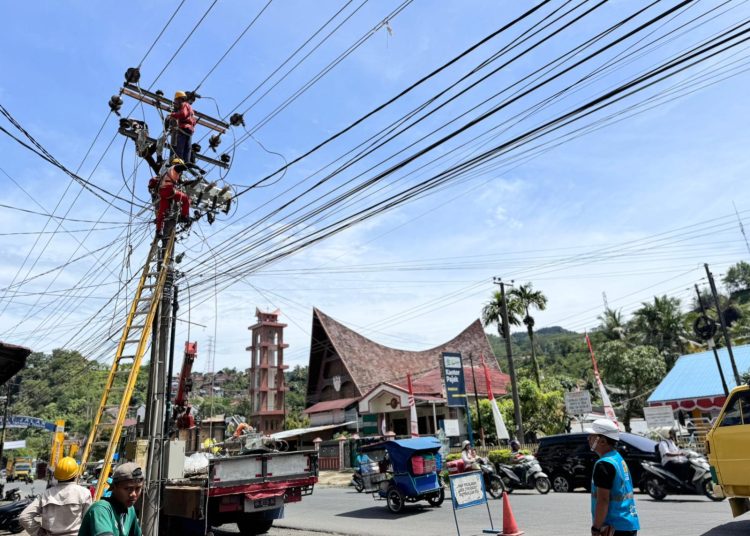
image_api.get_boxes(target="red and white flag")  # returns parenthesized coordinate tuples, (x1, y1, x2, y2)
(407, 373, 419, 437)
(585, 333, 618, 425)
(482, 355, 509, 440)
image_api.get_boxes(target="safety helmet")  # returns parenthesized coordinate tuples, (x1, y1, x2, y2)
(54, 456, 79, 481)
(510, 439, 521, 449)
(170, 158, 187, 173)
(462, 440, 471, 449)
(590, 418, 620, 441)
(174, 91, 187, 100)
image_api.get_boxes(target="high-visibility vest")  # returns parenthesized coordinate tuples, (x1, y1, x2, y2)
(591, 450, 640, 531)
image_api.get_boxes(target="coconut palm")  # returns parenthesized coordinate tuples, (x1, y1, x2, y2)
(597, 307, 627, 341)
(630, 295, 686, 369)
(509, 283, 548, 387)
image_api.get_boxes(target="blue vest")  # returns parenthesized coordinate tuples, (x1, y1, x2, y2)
(591, 450, 640, 531)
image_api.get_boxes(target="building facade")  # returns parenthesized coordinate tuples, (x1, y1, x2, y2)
(247, 308, 288, 433)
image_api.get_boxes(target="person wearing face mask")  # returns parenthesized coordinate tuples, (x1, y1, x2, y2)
(588, 419, 640, 536)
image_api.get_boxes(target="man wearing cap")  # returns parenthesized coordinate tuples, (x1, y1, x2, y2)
(169, 91, 197, 162)
(589, 419, 640, 536)
(78, 463, 144, 536)
(19, 456, 92, 536)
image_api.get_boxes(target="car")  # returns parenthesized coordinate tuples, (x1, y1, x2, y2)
(536, 432, 659, 493)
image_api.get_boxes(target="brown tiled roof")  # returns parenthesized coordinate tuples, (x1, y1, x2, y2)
(313, 308, 507, 395)
(303, 397, 359, 414)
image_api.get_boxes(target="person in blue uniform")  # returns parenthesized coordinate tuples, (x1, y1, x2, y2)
(589, 419, 640, 536)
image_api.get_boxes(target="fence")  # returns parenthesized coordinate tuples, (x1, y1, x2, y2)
(447, 443, 539, 458)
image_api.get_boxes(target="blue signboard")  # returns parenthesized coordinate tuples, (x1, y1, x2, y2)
(442, 352, 466, 407)
(0, 416, 56, 431)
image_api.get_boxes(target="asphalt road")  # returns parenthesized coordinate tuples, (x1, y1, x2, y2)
(5, 480, 750, 536)
(242, 486, 750, 536)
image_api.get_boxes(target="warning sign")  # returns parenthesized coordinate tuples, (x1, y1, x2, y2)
(449, 471, 486, 510)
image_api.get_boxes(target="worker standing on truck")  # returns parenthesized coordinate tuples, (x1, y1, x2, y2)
(589, 419, 640, 536)
(77, 463, 144, 536)
(19, 456, 92, 536)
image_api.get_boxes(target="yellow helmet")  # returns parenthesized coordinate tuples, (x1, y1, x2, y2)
(54, 456, 79, 481)
(171, 158, 185, 166)
(174, 91, 187, 100)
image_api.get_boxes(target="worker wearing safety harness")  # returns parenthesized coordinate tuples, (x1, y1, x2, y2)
(19, 456, 92, 536)
(589, 418, 640, 536)
(169, 90, 197, 163)
(150, 158, 191, 235)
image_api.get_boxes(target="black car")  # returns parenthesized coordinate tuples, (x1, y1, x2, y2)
(536, 432, 658, 493)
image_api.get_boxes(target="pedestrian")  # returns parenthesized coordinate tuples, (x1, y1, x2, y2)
(19, 456, 92, 536)
(153, 158, 191, 235)
(77, 463, 144, 536)
(169, 91, 197, 162)
(589, 419, 640, 536)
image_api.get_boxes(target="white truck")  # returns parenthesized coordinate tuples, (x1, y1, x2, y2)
(162, 448, 318, 535)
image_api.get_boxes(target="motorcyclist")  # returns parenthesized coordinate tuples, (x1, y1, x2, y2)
(461, 440, 480, 471)
(659, 428, 690, 482)
(355, 451, 373, 474)
(509, 439, 525, 462)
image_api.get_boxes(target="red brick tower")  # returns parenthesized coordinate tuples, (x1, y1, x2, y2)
(247, 308, 288, 433)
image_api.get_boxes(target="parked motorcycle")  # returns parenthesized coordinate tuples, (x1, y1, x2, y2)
(2, 489, 20, 502)
(640, 451, 723, 501)
(0, 494, 36, 534)
(446, 457, 505, 499)
(496, 454, 551, 494)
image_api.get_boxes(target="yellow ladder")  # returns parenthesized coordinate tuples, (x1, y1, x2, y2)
(79, 230, 176, 499)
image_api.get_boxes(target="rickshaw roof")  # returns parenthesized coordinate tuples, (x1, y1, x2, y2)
(360, 437, 441, 455)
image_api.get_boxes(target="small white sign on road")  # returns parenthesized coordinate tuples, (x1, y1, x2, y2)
(450, 471, 486, 510)
(565, 390, 592, 415)
(443, 419, 460, 437)
(643, 406, 676, 429)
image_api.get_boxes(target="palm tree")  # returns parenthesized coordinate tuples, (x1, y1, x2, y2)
(509, 283, 547, 387)
(597, 307, 626, 341)
(630, 295, 686, 369)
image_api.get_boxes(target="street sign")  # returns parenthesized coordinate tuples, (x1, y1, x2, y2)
(450, 471, 486, 510)
(564, 390, 592, 415)
(442, 352, 467, 407)
(444, 419, 460, 437)
(643, 405, 676, 429)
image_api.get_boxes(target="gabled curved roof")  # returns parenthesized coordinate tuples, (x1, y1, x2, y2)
(311, 308, 506, 395)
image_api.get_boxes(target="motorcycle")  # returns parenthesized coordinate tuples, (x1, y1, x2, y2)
(640, 450, 724, 501)
(352, 462, 379, 493)
(0, 494, 36, 534)
(446, 457, 505, 499)
(496, 454, 551, 494)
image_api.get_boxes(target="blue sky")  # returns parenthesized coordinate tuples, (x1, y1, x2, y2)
(1, 1, 750, 372)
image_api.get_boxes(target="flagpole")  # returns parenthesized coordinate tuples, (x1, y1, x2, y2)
(585, 333, 618, 424)
(468, 353, 485, 446)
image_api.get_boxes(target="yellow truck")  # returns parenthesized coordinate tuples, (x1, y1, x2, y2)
(706, 383, 750, 517)
(7, 456, 33, 483)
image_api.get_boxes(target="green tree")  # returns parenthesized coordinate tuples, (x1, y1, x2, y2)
(597, 307, 626, 341)
(630, 295, 686, 369)
(723, 261, 750, 300)
(598, 342, 666, 432)
(509, 283, 548, 387)
(490, 377, 567, 439)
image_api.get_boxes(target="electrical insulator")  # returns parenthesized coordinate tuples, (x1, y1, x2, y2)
(108, 95, 123, 116)
(230, 113, 245, 127)
(209, 134, 221, 152)
(124, 67, 141, 84)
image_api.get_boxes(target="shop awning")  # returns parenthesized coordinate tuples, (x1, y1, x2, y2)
(0, 342, 31, 386)
(270, 421, 356, 441)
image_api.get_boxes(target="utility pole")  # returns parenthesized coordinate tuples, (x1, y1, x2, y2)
(694, 284, 729, 396)
(142, 232, 176, 536)
(493, 277, 524, 442)
(704, 264, 741, 385)
(0, 381, 13, 467)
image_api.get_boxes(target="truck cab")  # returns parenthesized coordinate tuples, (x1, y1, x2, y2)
(707, 384, 750, 517)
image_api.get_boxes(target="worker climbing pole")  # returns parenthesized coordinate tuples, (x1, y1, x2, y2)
(81, 66, 244, 536)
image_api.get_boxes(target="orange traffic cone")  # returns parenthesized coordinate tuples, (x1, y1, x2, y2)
(501, 491, 524, 536)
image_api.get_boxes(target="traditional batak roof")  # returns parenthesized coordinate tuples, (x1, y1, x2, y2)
(310, 308, 509, 397)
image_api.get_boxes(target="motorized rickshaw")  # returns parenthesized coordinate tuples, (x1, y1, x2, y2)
(359, 437, 445, 513)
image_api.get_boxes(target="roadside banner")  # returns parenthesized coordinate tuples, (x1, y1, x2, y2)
(407, 373, 419, 438)
(585, 334, 618, 425)
(0, 416, 56, 431)
(449, 471, 499, 535)
(442, 352, 467, 407)
(482, 355, 509, 440)
(643, 406, 676, 429)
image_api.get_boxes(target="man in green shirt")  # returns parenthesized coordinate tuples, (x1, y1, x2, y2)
(78, 463, 144, 536)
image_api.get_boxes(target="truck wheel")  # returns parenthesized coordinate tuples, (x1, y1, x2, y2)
(237, 515, 273, 535)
